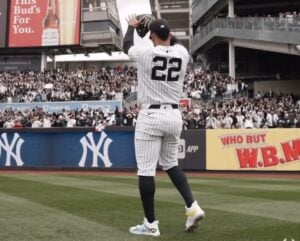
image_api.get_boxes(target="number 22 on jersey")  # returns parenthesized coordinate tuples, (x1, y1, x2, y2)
(151, 56, 182, 82)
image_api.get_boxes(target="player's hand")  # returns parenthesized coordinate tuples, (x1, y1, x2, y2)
(126, 15, 141, 28)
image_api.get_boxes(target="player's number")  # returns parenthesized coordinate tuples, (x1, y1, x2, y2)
(151, 56, 182, 82)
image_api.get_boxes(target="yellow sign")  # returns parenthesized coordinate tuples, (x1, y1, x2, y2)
(206, 129, 300, 171)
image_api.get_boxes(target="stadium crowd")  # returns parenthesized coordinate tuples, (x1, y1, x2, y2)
(0, 106, 137, 130)
(181, 91, 300, 129)
(0, 67, 137, 103)
(212, 11, 300, 32)
(0, 67, 299, 129)
(184, 66, 248, 100)
(273, 11, 300, 20)
(265, 11, 300, 31)
(0, 66, 245, 103)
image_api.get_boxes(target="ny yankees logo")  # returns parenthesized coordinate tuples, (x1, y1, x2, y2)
(79, 132, 113, 168)
(0, 133, 24, 166)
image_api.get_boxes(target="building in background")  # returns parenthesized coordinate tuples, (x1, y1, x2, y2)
(192, 0, 300, 86)
(81, 0, 122, 54)
(150, 0, 192, 52)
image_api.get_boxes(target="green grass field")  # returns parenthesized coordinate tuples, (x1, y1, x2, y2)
(0, 172, 299, 241)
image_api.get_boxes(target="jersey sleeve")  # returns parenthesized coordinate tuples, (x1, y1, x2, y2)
(128, 46, 148, 61)
(174, 44, 190, 63)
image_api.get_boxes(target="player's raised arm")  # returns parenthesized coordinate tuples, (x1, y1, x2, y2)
(123, 15, 141, 54)
(123, 14, 155, 59)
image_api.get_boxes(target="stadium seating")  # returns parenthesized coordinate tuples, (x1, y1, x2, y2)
(0, 66, 299, 129)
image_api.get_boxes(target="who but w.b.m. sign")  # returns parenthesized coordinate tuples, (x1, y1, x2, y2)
(206, 129, 300, 171)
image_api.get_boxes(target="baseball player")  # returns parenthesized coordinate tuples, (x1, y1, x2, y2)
(123, 15, 205, 237)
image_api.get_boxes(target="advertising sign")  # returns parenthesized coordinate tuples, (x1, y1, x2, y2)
(0, 55, 41, 71)
(206, 129, 300, 171)
(0, 0, 8, 47)
(0, 129, 205, 170)
(0, 100, 122, 113)
(180, 98, 191, 109)
(0, 130, 136, 169)
(8, 0, 81, 47)
(178, 130, 206, 170)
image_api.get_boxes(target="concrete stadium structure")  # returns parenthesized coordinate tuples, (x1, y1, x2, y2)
(150, 0, 192, 51)
(80, 0, 122, 54)
(192, 0, 300, 83)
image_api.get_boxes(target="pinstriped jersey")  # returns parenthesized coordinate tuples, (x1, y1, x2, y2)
(128, 44, 189, 105)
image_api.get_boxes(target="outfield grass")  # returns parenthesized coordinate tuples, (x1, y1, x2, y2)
(0, 173, 299, 241)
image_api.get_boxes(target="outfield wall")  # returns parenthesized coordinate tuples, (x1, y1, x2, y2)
(0, 128, 299, 171)
(0, 128, 206, 170)
(0, 128, 135, 169)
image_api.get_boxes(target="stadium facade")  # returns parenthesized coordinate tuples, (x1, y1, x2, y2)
(150, 0, 192, 51)
(192, 0, 300, 93)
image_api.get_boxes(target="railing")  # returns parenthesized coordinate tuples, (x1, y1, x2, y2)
(81, 31, 122, 48)
(192, 0, 220, 24)
(82, 6, 107, 12)
(195, 17, 300, 40)
(82, 0, 108, 12)
(172, 28, 190, 37)
(82, 0, 119, 22)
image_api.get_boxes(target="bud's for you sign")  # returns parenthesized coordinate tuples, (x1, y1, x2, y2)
(206, 129, 300, 171)
(9, 0, 81, 47)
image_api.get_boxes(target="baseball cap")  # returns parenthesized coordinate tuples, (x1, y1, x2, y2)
(149, 19, 170, 41)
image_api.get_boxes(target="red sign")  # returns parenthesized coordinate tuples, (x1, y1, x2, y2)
(9, 0, 81, 47)
(179, 98, 191, 109)
(236, 139, 300, 169)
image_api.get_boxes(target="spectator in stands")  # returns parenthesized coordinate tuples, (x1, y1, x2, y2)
(253, 110, 263, 128)
(31, 116, 43, 128)
(222, 112, 233, 129)
(244, 115, 254, 129)
(296, 114, 300, 128)
(66, 113, 77, 128)
(235, 111, 245, 128)
(266, 109, 279, 128)
(14, 119, 23, 128)
(205, 110, 217, 129)
(3, 118, 14, 128)
(183, 112, 198, 129)
(215, 112, 223, 129)
(43, 114, 52, 128)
